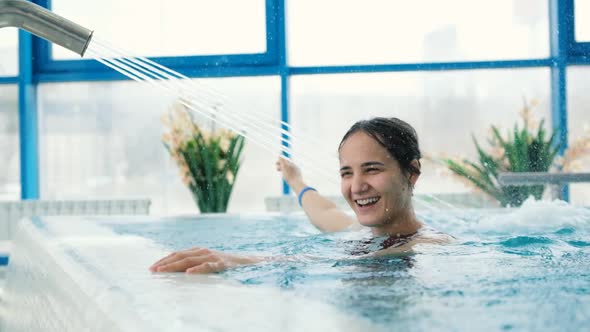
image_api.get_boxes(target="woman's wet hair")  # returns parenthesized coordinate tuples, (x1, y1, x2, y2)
(339, 117, 421, 176)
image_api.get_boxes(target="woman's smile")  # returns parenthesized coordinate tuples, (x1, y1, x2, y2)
(354, 196, 382, 216)
(355, 196, 381, 207)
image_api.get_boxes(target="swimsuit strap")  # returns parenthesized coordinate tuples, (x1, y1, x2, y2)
(380, 231, 418, 250)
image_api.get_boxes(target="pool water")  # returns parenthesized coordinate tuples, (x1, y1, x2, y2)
(110, 199, 590, 331)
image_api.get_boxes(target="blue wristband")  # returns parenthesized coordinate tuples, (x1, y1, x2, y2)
(298, 186, 317, 207)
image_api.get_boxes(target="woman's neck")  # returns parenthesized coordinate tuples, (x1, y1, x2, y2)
(371, 208, 422, 237)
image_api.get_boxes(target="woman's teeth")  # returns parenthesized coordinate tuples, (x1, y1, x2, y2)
(356, 197, 380, 206)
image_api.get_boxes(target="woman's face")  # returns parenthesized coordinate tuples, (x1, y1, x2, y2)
(339, 131, 416, 228)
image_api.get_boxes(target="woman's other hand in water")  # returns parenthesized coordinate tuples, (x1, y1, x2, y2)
(276, 157, 304, 190)
(149, 247, 263, 274)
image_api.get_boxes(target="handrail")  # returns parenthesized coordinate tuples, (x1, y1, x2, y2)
(498, 172, 590, 185)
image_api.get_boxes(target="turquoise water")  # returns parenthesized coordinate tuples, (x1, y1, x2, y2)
(111, 200, 590, 331)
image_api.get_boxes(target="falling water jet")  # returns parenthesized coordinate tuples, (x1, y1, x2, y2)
(90, 50, 341, 183)
(88, 37, 340, 161)
(86, 41, 341, 177)
(86, 43, 342, 183)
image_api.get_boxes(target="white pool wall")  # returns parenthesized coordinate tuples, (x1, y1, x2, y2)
(1, 216, 381, 332)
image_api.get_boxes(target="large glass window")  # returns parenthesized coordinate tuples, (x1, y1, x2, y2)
(566, 66, 590, 206)
(290, 69, 550, 201)
(287, 0, 549, 66)
(0, 28, 18, 76)
(51, 0, 267, 59)
(0, 85, 19, 200)
(38, 76, 281, 214)
(575, 0, 590, 42)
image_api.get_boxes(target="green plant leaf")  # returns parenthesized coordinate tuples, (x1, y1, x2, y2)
(439, 100, 562, 207)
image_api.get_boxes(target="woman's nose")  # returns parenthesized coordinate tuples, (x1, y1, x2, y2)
(351, 174, 368, 193)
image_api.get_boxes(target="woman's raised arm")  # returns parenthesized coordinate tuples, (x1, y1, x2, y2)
(276, 158, 356, 232)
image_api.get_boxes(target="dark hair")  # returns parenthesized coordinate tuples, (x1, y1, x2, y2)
(338, 117, 421, 176)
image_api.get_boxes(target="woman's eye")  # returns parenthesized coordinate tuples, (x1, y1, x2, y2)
(365, 168, 380, 173)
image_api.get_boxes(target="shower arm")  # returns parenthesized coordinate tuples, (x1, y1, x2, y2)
(0, 0, 93, 56)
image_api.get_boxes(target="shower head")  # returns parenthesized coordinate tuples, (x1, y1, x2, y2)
(0, 0, 93, 56)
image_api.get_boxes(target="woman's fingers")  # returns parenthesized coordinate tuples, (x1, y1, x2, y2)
(149, 247, 208, 272)
(150, 249, 258, 274)
(156, 254, 216, 272)
(186, 261, 224, 274)
(149, 252, 176, 271)
(276, 158, 285, 171)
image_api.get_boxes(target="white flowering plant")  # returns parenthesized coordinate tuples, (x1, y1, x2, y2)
(439, 99, 589, 207)
(161, 101, 245, 213)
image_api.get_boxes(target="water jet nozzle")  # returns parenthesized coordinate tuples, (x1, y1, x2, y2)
(0, 0, 93, 56)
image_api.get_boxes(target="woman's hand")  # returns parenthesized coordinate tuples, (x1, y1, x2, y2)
(275, 157, 304, 191)
(149, 247, 263, 274)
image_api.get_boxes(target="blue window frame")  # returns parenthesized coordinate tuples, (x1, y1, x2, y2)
(569, 0, 590, 57)
(33, 0, 282, 82)
(7, 0, 590, 201)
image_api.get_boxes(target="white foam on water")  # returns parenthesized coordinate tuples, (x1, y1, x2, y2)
(472, 198, 590, 235)
(1, 216, 382, 332)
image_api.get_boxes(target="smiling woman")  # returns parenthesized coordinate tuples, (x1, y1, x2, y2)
(337, 118, 422, 235)
(275, 117, 453, 253)
(150, 117, 452, 274)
